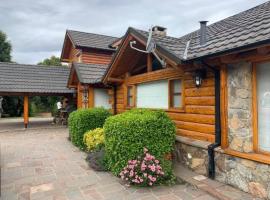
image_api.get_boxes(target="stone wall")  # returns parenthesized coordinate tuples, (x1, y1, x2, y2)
(227, 61, 253, 153)
(174, 61, 270, 199)
(175, 141, 270, 199)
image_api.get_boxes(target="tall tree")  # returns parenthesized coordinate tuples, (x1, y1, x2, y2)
(0, 31, 21, 117)
(38, 56, 62, 66)
(0, 31, 12, 62)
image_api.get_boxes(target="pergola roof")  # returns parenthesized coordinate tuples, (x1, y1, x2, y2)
(0, 62, 74, 95)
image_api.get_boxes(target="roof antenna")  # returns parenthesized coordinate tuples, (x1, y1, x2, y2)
(130, 26, 166, 67)
(183, 40, 191, 60)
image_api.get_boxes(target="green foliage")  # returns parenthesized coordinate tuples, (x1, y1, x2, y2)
(104, 109, 176, 180)
(68, 107, 112, 149)
(0, 31, 12, 62)
(2, 96, 23, 117)
(38, 55, 62, 66)
(84, 128, 105, 152)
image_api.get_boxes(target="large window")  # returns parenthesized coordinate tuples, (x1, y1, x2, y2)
(136, 80, 168, 109)
(255, 61, 270, 152)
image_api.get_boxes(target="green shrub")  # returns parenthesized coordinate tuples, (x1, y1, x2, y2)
(68, 107, 112, 149)
(83, 128, 105, 152)
(104, 108, 176, 182)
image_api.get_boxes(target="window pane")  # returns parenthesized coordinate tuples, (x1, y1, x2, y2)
(137, 80, 168, 109)
(173, 94, 182, 108)
(127, 87, 133, 107)
(128, 96, 133, 107)
(94, 89, 111, 109)
(257, 62, 270, 152)
(173, 79, 182, 93)
(127, 87, 132, 97)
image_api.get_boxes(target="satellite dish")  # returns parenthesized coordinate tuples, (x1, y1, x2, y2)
(129, 26, 166, 67)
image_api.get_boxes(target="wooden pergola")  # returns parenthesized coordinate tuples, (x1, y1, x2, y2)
(0, 62, 75, 128)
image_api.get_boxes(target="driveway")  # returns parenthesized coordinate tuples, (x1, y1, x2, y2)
(0, 126, 218, 200)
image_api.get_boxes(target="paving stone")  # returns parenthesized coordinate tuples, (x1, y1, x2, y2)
(0, 121, 260, 200)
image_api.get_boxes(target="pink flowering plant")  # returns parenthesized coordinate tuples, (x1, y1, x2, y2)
(120, 148, 165, 186)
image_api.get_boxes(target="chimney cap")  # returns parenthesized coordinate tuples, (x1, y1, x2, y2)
(199, 21, 208, 25)
(152, 25, 167, 31)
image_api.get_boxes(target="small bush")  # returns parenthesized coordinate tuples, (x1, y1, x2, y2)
(83, 128, 105, 152)
(86, 147, 107, 171)
(68, 107, 111, 149)
(104, 108, 176, 182)
(120, 148, 165, 186)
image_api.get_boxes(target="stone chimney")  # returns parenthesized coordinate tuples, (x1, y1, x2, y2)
(152, 26, 167, 36)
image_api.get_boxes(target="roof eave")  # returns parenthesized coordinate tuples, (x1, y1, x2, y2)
(185, 38, 270, 62)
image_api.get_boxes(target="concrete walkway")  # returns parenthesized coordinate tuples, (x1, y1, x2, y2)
(0, 126, 218, 200)
(0, 117, 57, 133)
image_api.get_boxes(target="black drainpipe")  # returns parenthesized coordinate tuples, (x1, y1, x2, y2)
(201, 61, 221, 179)
(113, 85, 117, 115)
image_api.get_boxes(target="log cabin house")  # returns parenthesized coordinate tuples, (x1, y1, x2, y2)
(101, 2, 270, 198)
(60, 30, 119, 109)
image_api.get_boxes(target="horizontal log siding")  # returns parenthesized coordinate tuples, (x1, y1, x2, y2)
(111, 67, 215, 142)
(82, 50, 113, 64)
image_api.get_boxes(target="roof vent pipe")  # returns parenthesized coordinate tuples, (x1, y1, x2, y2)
(199, 21, 208, 45)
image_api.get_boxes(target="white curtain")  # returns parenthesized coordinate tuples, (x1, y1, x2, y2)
(94, 89, 111, 109)
(257, 62, 270, 152)
(136, 80, 168, 109)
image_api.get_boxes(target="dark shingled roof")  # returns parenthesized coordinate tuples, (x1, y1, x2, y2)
(72, 62, 108, 84)
(131, 1, 270, 61)
(67, 30, 118, 51)
(0, 62, 74, 94)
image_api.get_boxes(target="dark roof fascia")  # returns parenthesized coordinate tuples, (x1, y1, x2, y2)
(78, 46, 116, 53)
(102, 27, 184, 82)
(185, 38, 270, 63)
(101, 28, 132, 82)
(73, 63, 84, 84)
(60, 31, 76, 60)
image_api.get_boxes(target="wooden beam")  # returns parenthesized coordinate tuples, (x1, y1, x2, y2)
(220, 65, 228, 149)
(77, 83, 82, 109)
(23, 95, 29, 128)
(147, 54, 152, 72)
(88, 87, 94, 108)
(107, 77, 124, 83)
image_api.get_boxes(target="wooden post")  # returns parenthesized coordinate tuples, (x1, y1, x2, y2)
(77, 83, 82, 109)
(23, 95, 29, 128)
(147, 54, 152, 72)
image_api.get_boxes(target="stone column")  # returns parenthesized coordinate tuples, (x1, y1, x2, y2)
(227, 61, 253, 153)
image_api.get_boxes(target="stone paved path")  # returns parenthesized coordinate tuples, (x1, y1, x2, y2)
(0, 127, 218, 200)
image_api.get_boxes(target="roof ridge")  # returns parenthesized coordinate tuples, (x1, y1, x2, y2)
(67, 29, 118, 39)
(0, 62, 69, 69)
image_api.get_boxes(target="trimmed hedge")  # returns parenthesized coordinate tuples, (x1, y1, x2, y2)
(68, 107, 112, 149)
(104, 109, 176, 180)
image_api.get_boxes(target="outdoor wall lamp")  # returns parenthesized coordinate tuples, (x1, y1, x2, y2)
(194, 68, 207, 88)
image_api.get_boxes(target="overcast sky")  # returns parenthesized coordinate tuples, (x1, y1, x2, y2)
(0, 0, 267, 64)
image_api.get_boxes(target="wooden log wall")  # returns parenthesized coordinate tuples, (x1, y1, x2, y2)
(108, 66, 216, 142)
(82, 50, 113, 65)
